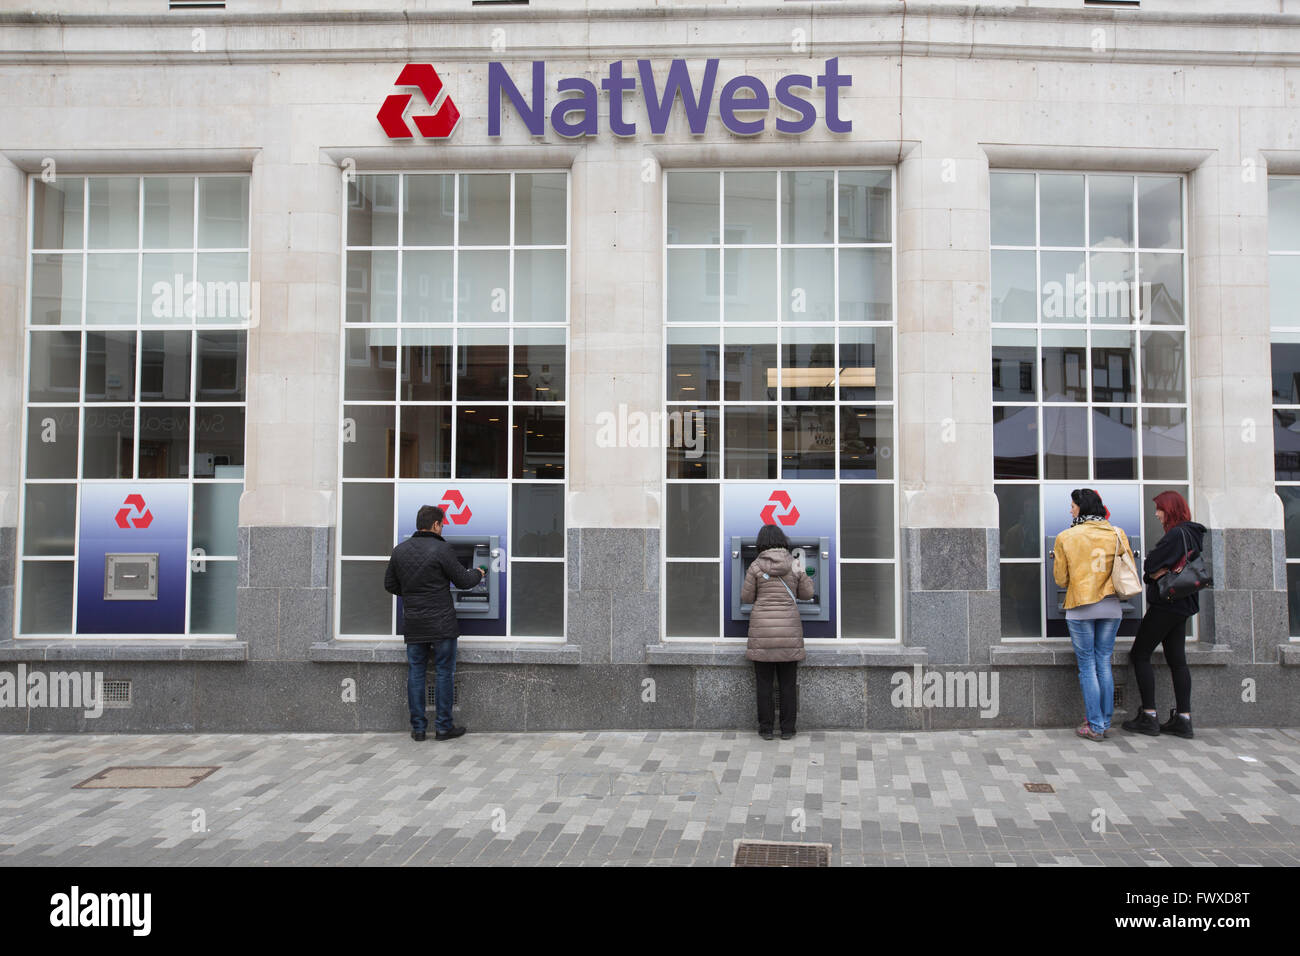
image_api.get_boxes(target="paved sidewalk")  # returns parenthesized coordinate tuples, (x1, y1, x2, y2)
(1, 728, 1298, 866)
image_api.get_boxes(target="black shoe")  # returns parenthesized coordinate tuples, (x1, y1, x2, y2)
(780, 730, 795, 740)
(1121, 711, 1160, 736)
(1160, 709, 1194, 739)
(759, 731, 774, 741)
(410, 730, 427, 742)
(435, 726, 467, 741)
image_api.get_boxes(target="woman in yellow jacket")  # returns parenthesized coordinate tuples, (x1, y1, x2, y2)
(1050, 489, 1136, 742)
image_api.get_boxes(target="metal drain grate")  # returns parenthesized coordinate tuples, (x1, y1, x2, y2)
(103, 679, 131, 708)
(1113, 686, 1124, 708)
(425, 678, 462, 707)
(74, 766, 219, 789)
(733, 840, 831, 867)
(1023, 782, 1055, 794)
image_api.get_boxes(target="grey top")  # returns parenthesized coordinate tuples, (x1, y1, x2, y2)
(1065, 594, 1123, 621)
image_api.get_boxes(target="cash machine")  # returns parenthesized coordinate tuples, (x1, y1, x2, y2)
(444, 534, 500, 620)
(729, 535, 831, 622)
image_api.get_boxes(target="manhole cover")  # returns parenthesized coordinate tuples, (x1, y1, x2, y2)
(1024, 782, 1055, 793)
(75, 766, 220, 789)
(733, 840, 831, 867)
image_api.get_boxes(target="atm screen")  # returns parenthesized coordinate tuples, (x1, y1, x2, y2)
(449, 543, 476, 570)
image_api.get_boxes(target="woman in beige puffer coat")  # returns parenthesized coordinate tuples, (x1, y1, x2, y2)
(741, 524, 814, 739)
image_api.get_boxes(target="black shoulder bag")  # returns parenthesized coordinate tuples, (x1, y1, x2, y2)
(1156, 525, 1213, 601)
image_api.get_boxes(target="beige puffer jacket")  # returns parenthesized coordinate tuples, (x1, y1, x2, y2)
(741, 548, 814, 662)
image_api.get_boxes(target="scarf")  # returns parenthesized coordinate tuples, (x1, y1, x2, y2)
(1070, 514, 1108, 527)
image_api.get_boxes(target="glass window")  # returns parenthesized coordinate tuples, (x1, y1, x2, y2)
(1270, 177, 1300, 633)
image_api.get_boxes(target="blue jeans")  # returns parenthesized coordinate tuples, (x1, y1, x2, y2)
(1067, 618, 1121, 734)
(407, 639, 457, 735)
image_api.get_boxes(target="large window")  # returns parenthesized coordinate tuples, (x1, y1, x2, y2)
(662, 168, 898, 640)
(991, 171, 1189, 639)
(21, 174, 249, 635)
(338, 171, 568, 639)
(1269, 176, 1300, 637)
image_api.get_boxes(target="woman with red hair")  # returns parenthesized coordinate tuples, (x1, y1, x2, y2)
(1121, 490, 1206, 739)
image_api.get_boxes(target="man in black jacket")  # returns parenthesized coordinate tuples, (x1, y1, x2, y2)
(385, 505, 485, 741)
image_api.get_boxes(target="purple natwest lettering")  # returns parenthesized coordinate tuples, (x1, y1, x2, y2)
(487, 58, 850, 137)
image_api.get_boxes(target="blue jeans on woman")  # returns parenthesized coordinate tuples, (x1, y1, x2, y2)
(407, 638, 457, 735)
(1067, 618, 1121, 735)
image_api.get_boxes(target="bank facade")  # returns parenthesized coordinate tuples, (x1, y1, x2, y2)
(1, 0, 1298, 732)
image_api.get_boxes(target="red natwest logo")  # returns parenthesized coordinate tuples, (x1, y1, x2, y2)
(114, 494, 153, 530)
(759, 491, 799, 527)
(439, 490, 472, 526)
(378, 64, 461, 139)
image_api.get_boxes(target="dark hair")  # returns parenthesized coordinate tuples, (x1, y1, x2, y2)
(1153, 490, 1191, 532)
(1071, 488, 1107, 519)
(755, 524, 790, 552)
(416, 505, 445, 531)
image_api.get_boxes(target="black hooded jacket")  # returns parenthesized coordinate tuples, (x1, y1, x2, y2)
(1142, 520, 1208, 617)
(384, 531, 483, 642)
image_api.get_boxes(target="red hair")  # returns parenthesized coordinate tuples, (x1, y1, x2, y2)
(1153, 490, 1191, 532)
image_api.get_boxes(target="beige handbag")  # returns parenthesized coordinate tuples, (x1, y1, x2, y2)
(1110, 529, 1143, 599)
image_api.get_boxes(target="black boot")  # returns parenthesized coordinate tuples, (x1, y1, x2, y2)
(1121, 710, 1160, 736)
(1159, 709, 1193, 739)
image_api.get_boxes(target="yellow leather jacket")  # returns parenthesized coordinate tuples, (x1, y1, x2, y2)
(1051, 520, 1136, 610)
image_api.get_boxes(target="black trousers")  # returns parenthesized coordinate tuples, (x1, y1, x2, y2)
(1131, 605, 1192, 714)
(754, 661, 798, 734)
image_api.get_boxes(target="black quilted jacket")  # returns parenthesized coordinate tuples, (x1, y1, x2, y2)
(384, 531, 483, 642)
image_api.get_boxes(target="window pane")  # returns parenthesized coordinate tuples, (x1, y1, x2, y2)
(781, 170, 834, 244)
(397, 404, 451, 479)
(781, 326, 834, 401)
(457, 249, 510, 322)
(30, 254, 83, 326)
(197, 177, 250, 248)
(457, 406, 508, 478)
(1138, 252, 1184, 325)
(195, 330, 245, 401)
(667, 248, 718, 322)
(138, 406, 189, 479)
(1281, 486, 1300, 558)
(401, 328, 452, 401)
(402, 250, 454, 324)
(1289, 564, 1300, 637)
(190, 561, 238, 634)
(1277, 409, 1300, 480)
(1269, 256, 1300, 327)
(459, 173, 510, 246)
(995, 484, 1039, 559)
(723, 247, 776, 323)
(340, 561, 392, 634)
(510, 562, 564, 636)
(1088, 252, 1136, 323)
(1138, 177, 1182, 250)
(990, 172, 1035, 246)
(1089, 175, 1134, 248)
(23, 483, 76, 555)
(841, 406, 893, 479)
(347, 175, 399, 247)
(514, 173, 567, 246)
(83, 406, 134, 478)
(141, 252, 194, 323)
(724, 405, 776, 479)
(838, 170, 891, 243)
(514, 248, 567, 323)
(1039, 174, 1084, 247)
(194, 407, 244, 473)
(724, 328, 777, 402)
(1091, 330, 1135, 403)
(194, 253, 249, 323)
(782, 247, 834, 322)
(782, 405, 835, 478)
(1141, 330, 1186, 404)
(839, 326, 892, 402)
(1041, 329, 1087, 402)
(513, 483, 565, 558)
(513, 405, 563, 479)
(88, 177, 139, 249)
(1268, 179, 1300, 251)
(84, 331, 137, 402)
(192, 483, 242, 555)
(26, 408, 78, 479)
(141, 331, 192, 401)
(666, 406, 718, 479)
(993, 405, 1038, 479)
(991, 250, 1035, 323)
(667, 171, 719, 245)
(143, 177, 195, 249)
(999, 562, 1041, 637)
(21, 561, 73, 634)
(85, 253, 138, 325)
(992, 328, 1036, 402)
(458, 327, 509, 401)
(28, 331, 81, 402)
(1040, 250, 1086, 323)
(840, 564, 894, 638)
(667, 327, 720, 402)
(513, 327, 564, 401)
(724, 171, 776, 244)
(665, 562, 719, 637)
(1142, 407, 1187, 481)
(403, 174, 456, 246)
(840, 483, 894, 559)
(1273, 336, 1300, 405)
(1093, 406, 1136, 480)
(666, 483, 718, 558)
(342, 405, 395, 478)
(346, 251, 399, 324)
(838, 248, 892, 322)
(341, 483, 394, 556)
(1043, 406, 1088, 479)
(33, 178, 84, 250)
(343, 328, 397, 400)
